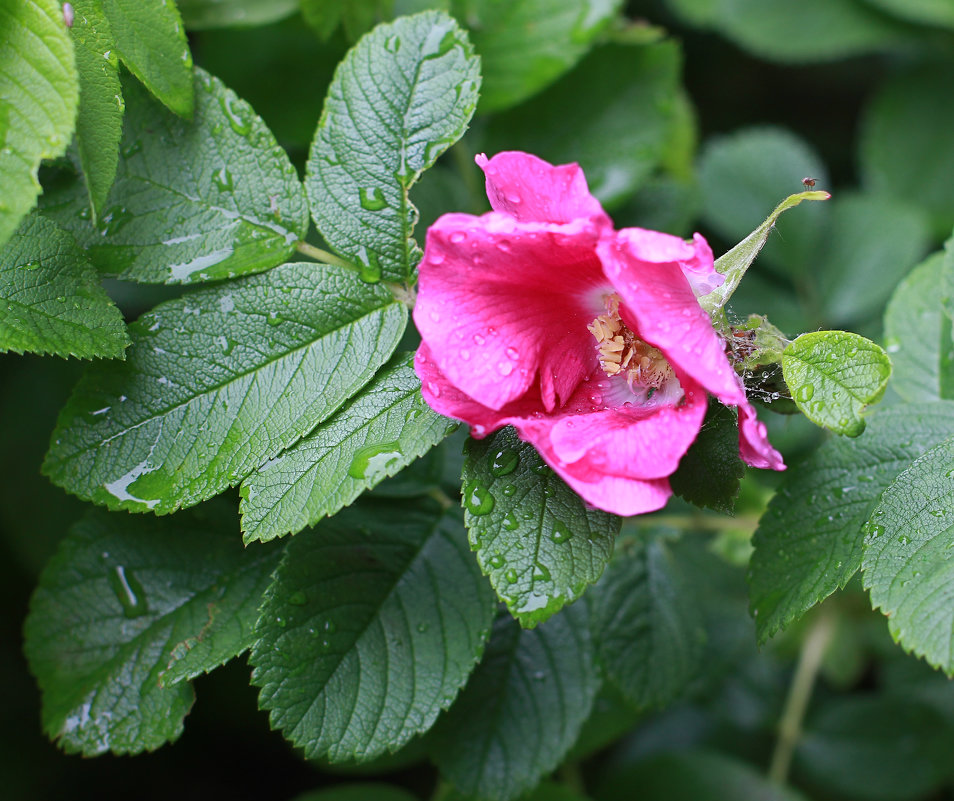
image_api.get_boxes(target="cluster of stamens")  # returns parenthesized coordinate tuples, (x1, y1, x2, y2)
(587, 293, 673, 392)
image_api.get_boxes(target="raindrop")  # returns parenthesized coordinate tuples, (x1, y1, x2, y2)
(550, 521, 571, 544)
(490, 448, 519, 476)
(488, 553, 505, 569)
(502, 514, 519, 531)
(219, 95, 252, 135)
(505, 569, 518, 584)
(463, 480, 495, 515)
(108, 565, 149, 618)
(288, 590, 307, 606)
(358, 186, 387, 211)
(348, 441, 403, 481)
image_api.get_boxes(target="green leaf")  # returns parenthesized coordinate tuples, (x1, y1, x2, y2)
(250, 498, 496, 761)
(863, 437, 954, 674)
(0, 214, 129, 358)
(42, 68, 308, 284)
(461, 427, 621, 628)
(782, 331, 891, 437)
(594, 750, 809, 801)
(696, 127, 829, 292)
(69, 0, 123, 222)
(591, 533, 706, 709)
(748, 402, 954, 643)
(669, 403, 745, 513)
(795, 697, 952, 801)
(305, 11, 480, 284)
(0, 0, 78, 247)
(22, 504, 281, 755)
(883, 251, 954, 403)
(459, 0, 625, 113)
(815, 192, 931, 326)
(100, 0, 193, 117)
(861, 63, 954, 239)
(860, 0, 954, 28)
(178, 0, 298, 29)
(429, 605, 600, 801)
(436, 781, 595, 801)
(484, 41, 682, 209)
(300, 0, 344, 41)
(240, 352, 454, 543)
(665, 0, 909, 63)
(43, 262, 407, 514)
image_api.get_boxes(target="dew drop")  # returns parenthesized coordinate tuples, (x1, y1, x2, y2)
(498, 361, 513, 376)
(488, 553, 505, 569)
(502, 484, 516, 497)
(505, 568, 518, 583)
(502, 514, 519, 531)
(348, 441, 403, 481)
(358, 186, 387, 211)
(219, 94, 252, 135)
(108, 565, 149, 619)
(463, 480, 495, 515)
(550, 521, 571, 544)
(288, 590, 307, 606)
(490, 448, 519, 476)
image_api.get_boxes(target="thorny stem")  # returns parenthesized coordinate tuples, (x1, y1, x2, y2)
(768, 607, 836, 785)
(294, 240, 353, 269)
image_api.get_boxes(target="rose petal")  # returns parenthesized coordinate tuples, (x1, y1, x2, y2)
(599, 229, 746, 407)
(476, 151, 612, 228)
(738, 400, 786, 471)
(414, 212, 606, 411)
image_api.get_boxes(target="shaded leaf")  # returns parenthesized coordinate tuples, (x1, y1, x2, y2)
(670, 402, 745, 513)
(42, 68, 308, 284)
(306, 11, 480, 283)
(240, 352, 454, 543)
(0, 0, 78, 247)
(484, 41, 682, 209)
(43, 262, 406, 514)
(430, 605, 599, 801)
(749, 402, 954, 642)
(0, 214, 129, 358)
(178, 0, 298, 29)
(591, 533, 706, 708)
(782, 330, 891, 437)
(251, 498, 496, 761)
(23, 504, 281, 755)
(461, 427, 621, 628)
(459, 0, 624, 112)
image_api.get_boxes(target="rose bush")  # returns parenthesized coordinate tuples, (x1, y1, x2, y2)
(414, 151, 784, 515)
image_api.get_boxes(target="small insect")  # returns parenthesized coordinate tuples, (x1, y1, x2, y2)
(63, 2, 74, 28)
(802, 177, 816, 190)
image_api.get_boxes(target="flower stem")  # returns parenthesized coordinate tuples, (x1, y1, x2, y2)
(768, 607, 835, 785)
(294, 240, 353, 269)
(428, 487, 456, 511)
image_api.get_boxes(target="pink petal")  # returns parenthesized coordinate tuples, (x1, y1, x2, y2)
(546, 469, 672, 517)
(475, 151, 612, 228)
(519, 374, 708, 480)
(413, 212, 607, 412)
(738, 400, 786, 471)
(599, 230, 746, 407)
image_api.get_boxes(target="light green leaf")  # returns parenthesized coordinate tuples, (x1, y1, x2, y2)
(591, 533, 705, 708)
(22, 504, 281, 755)
(749, 402, 954, 643)
(815, 192, 931, 326)
(665, 0, 910, 63)
(461, 427, 621, 628)
(178, 0, 298, 29)
(429, 605, 600, 801)
(300, 0, 344, 40)
(883, 251, 954, 403)
(0, 213, 129, 358)
(863, 437, 954, 675)
(861, 63, 954, 239)
(240, 352, 454, 543)
(0, 0, 78, 247)
(484, 41, 682, 209)
(696, 127, 829, 292)
(250, 498, 496, 761)
(459, 0, 625, 113)
(42, 68, 308, 284)
(782, 331, 891, 436)
(306, 11, 480, 284)
(292, 786, 420, 801)
(43, 262, 407, 514)
(69, 0, 123, 222)
(100, 0, 193, 117)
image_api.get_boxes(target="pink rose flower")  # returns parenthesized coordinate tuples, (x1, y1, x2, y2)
(413, 151, 784, 516)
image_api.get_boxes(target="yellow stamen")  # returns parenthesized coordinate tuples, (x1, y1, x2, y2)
(588, 293, 673, 391)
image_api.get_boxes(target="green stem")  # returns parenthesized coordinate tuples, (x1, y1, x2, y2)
(294, 240, 353, 269)
(428, 487, 456, 511)
(634, 513, 761, 534)
(768, 607, 835, 785)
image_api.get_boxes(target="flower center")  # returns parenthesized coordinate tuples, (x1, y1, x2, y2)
(587, 293, 674, 392)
